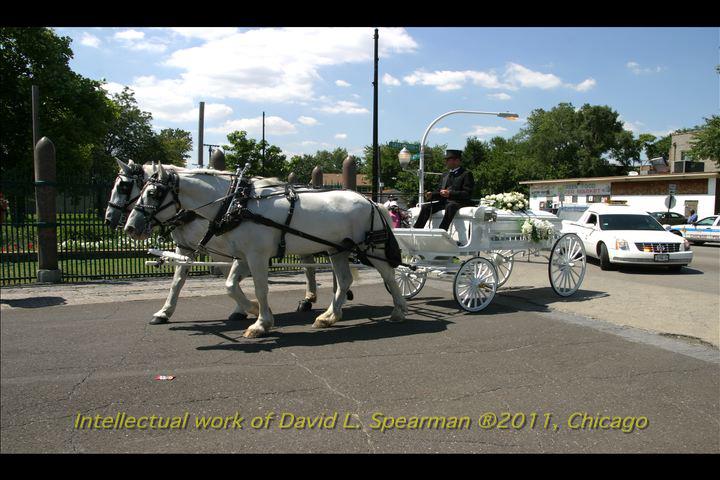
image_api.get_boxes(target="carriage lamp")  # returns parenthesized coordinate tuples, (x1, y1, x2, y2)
(398, 147, 412, 169)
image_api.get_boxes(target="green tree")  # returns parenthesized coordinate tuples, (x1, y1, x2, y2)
(646, 134, 672, 161)
(156, 128, 192, 167)
(103, 87, 157, 165)
(0, 27, 114, 183)
(518, 103, 630, 179)
(222, 130, 287, 178)
(689, 115, 720, 168)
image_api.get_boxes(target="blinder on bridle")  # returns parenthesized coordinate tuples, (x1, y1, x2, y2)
(132, 171, 182, 230)
(107, 164, 146, 225)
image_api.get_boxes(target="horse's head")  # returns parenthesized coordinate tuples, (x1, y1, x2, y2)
(124, 162, 180, 240)
(105, 159, 147, 229)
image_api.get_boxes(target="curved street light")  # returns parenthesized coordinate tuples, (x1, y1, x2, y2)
(417, 110, 519, 206)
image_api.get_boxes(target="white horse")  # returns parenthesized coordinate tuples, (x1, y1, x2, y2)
(105, 159, 319, 324)
(124, 162, 406, 338)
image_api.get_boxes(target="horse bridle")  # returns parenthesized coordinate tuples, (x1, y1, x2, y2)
(107, 165, 146, 225)
(132, 171, 182, 230)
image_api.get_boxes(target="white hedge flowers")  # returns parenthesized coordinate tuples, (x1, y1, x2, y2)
(521, 218, 555, 242)
(481, 192, 528, 211)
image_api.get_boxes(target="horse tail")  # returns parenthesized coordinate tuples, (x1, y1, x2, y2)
(374, 204, 402, 268)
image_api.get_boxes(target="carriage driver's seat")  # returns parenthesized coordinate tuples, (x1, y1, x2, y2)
(409, 206, 484, 246)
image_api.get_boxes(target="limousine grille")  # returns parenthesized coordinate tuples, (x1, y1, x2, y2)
(634, 242, 681, 253)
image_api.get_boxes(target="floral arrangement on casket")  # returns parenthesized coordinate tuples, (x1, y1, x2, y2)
(480, 192, 528, 211)
(521, 217, 555, 242)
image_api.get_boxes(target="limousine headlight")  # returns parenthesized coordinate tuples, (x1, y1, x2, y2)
(615, 238, 629, 250)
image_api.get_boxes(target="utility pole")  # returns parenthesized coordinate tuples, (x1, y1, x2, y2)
(372, 28, 379, 202)
(198, 101, 205, 167)
(262, 111, 266, 176)
(31, 85, 40, 147)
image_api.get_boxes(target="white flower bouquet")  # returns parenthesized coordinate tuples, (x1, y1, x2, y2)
(521, 218, 555, 242)
(480, 192, 528, 212)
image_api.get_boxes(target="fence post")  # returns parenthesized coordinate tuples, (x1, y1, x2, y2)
(209, 149, 225, 170)
(311, 166, 323, 189)
(34, 137, 61, 283)
(342, 156, 357, 191)
(287, 172, 297, 184)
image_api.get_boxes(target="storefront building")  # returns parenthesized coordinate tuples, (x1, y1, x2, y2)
(520, 172, 719, 218)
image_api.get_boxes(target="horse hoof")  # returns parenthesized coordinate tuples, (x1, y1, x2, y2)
(346, 290, 354, 301)
(243, 327, 265, 338)
(150, 316, 169, 325)
(228, 312, 248, 322)
(297, 299, 313, 312)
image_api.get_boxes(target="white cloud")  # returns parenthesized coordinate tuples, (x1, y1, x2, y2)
(106, 28, 415, 127)
(168, 28, 239, 41)
(503, 62, 562, 89)
(155, 27, 417, 105)
(570, 78, 596, 92)
(465, 126, 508, 137)
(113, 29, 167, 53)
(80, 32, 101, 48)
(382, 73, 401, 86)
(627, 61, 665, 75)
(403, 63, 594, 93)
(298, 116, 319, 126)
(316, 99, 369, 115)
(335, 80, 351, 87)
(435, 127, 451, 134)
(207, 115, 297, 136)
(114, 29, 145, 41)
(488, 92, 512, 100)
(169, 103, 233, 123)
(102, 82, 126, 96)
(334, 133, 348, 139)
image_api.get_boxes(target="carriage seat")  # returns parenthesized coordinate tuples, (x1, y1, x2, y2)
(409, 206, 486, 245)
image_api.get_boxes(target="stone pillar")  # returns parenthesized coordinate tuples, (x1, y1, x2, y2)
(311, 166, 323, 189)
(342, 155, 357, 191)
(34, 137, 61, 283)
(209, 149, 225, 170)
(288, 172, 297, 184)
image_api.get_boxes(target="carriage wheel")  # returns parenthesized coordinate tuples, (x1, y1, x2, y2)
(453, 257, 498, 312)
(387, 255, 426, 299)
(548, 233, 587, 297)
(489, 249, 514, 287)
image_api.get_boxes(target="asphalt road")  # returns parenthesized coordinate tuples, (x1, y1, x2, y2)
(2, 280, 718, 453)
(500, 243, 719, 346)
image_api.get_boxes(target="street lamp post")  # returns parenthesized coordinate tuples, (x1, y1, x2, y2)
(416, 110, 518, 206)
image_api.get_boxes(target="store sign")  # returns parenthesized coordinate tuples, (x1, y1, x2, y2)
(530, 182, 611, 198)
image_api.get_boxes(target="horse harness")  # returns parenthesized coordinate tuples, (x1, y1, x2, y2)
(107, 163, 146, 223)
(134, 171, 403, 268)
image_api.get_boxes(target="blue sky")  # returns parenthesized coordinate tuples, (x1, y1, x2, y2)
(54, 27, 719, 166)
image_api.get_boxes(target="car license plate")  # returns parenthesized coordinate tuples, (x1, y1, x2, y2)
(654, 254, 669, 262)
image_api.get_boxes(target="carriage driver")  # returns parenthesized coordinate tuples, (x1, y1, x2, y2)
(412, 149, 475, 231)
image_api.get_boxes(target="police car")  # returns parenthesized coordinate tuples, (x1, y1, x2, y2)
(669, 215, 720, 245)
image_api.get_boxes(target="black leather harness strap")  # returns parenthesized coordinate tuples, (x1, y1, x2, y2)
(276, 184, 298, 258)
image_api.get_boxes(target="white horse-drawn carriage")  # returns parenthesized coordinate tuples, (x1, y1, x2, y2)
(391, 204, 588, 312)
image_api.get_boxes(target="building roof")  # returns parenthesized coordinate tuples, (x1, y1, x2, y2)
(519, 172, 718, 185)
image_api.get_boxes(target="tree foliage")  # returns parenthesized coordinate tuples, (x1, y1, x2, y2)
(689, 115, 720, 168)
(222, 131, 288, 178)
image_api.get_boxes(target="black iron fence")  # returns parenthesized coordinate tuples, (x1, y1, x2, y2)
(0, 176, 335, 286)
(0, 176, 214, 286)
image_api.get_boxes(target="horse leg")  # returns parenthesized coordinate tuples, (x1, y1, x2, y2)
(225, 259, 259, 321)
(242, 255, 274, 338)
(313, 251, 352, 328)
(151, 247, 192, 324)
(301, 254, 317, 303)
(369, 257, 407, 323)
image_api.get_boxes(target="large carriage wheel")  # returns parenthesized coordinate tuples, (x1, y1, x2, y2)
(548, 233, 587, 297)
(386, 255, 427, 299)
(489, 249, 514, 287)
(453, 257, 498, 312)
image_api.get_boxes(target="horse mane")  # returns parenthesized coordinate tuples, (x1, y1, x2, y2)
(252, 176, 286, 188)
